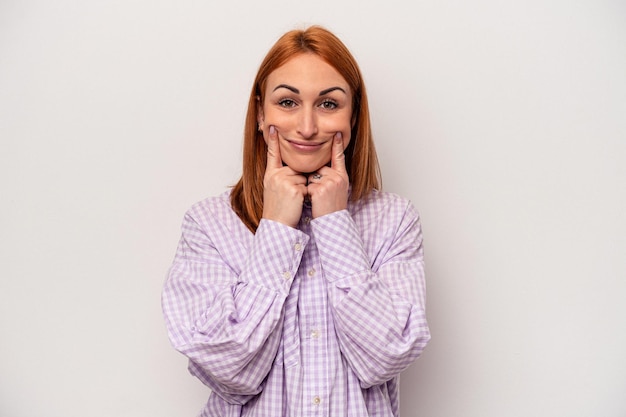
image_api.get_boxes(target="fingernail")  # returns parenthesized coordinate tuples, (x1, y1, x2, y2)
(336, 132, 342, 141)
(269, 125, 276, 135)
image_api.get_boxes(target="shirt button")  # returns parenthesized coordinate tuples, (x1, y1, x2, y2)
(282, 271, 291, 280)
(312, 396, 321, 405)
(307, 268, 316, 277)
(294, 242, 302, 251)
(304, 216, 311, 224)
(311, 329, 319, 338)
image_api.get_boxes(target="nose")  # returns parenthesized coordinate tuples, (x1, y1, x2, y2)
(296, 107, 318, 139)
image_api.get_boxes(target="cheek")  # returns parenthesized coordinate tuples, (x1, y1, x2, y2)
(320, 113, 352, 134)
(262, 106, 288, 125)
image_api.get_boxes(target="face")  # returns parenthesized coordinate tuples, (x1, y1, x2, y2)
(258, 53, 353, 174)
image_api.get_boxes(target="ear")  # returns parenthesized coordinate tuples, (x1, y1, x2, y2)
(256, 96, 264, 127)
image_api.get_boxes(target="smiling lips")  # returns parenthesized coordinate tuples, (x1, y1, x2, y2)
(285, 139, 327, 152)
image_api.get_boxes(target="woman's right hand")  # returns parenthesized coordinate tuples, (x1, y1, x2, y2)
(262, 126, 307, 228)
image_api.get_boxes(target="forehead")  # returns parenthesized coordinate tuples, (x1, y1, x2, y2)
(266, 53, 350, 92)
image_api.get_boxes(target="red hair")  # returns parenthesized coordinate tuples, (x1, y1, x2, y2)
(231, 26, 381, 232)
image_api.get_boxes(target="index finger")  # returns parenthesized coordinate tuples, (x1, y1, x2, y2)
(266, 125, 283, 170)
(331, 131, 347, 173)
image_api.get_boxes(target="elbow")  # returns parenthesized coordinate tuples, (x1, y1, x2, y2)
(411, 325, 431, 359)
(187, 362, 261, 406)
(192, 354, 267, 397)
(187, 359, 265, 403)
(358, 326, 431, 389)
(215, 375, 265, 398)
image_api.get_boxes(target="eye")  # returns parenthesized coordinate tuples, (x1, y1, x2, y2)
(319, 99, 338, 110)
(278, 98, 297, 108)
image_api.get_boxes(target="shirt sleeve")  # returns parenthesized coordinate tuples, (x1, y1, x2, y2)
(310, 200, 430, 389)
(161, 208, 309, 405)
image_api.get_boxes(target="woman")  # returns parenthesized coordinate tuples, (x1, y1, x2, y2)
(162, 26, 430, 416)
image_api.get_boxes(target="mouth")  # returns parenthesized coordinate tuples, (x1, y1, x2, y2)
(284, 138, 328, 152)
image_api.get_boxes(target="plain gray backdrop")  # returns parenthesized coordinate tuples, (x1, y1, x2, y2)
(1, 0, 625, 416)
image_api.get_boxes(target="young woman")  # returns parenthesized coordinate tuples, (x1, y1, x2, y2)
(162, 25, 430, 417)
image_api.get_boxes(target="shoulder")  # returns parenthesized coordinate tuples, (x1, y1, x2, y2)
(348, 189, 422, 241)
(185, 190, 234, 222)
(349, 189, 418, 220)
(182, 190, 249, 235)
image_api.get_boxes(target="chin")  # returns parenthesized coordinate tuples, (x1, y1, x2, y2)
(281, 154, 330, 174)
(285, 161, 329, 174)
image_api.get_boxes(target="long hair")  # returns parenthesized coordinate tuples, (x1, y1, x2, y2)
(231, 26, 381, 233)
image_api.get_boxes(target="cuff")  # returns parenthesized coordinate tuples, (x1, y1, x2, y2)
(310, 210, 371, 284)
(241, 219, 310, 293)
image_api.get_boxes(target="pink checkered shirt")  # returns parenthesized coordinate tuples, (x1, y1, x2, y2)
(162, 189, 430, 416)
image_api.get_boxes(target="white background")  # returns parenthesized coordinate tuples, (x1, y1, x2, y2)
(1, 1, 624, 416)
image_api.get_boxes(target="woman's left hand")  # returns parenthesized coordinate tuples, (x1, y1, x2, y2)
(307, 132, 350, 219)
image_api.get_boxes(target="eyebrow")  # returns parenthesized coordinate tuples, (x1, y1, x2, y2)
(273, 84, 347, 96)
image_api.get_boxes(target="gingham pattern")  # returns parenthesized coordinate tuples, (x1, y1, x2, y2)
(162, 190, 430, 417)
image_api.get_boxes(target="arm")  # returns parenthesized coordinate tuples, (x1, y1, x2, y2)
(162, 207, 309, 404)
(311, 200, 430, 388)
